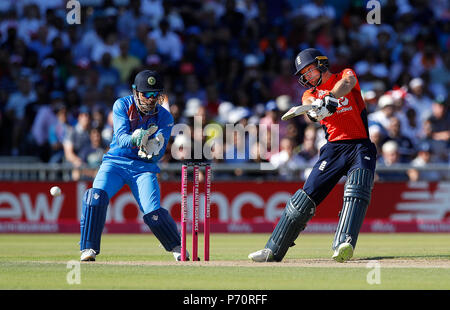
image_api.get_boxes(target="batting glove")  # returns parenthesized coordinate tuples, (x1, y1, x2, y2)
(307, 99, 332, 121)
(322, 93, 339, 114)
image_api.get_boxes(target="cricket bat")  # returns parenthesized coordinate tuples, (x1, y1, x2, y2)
(281, 104, 319, 121)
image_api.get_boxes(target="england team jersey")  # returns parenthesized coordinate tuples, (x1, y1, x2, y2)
(302, 68, 369, 142)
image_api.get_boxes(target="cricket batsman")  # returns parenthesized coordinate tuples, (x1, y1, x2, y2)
(249, 48, 377, 263)
(79, 70, 188, 261)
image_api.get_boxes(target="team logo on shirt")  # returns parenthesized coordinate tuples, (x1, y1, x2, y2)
(338, 97, 349, 107)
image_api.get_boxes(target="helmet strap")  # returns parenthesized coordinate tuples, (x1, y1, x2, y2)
(311, 72, 323, 94)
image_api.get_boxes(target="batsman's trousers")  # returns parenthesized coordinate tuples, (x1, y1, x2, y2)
(303, 139, 377, 205)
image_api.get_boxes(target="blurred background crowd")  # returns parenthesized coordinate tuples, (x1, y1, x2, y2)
(0, 0, 448, 181)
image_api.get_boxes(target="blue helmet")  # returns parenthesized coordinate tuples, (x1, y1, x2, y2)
(132, 70, 164, 115)
(294, 48, 329, 88)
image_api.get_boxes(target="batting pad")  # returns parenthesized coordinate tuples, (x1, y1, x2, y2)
(143, 208, 181, 251)
(332, 168, 374, 251)
(80, 188, 109, 254)
(265, 189, 316, 262)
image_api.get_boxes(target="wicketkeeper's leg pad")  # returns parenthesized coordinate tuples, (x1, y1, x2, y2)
(80, 188, 109, 254)
(265, 189, 316, 262)
(143, 208, 181, 252)
(332, 168, 374, 251)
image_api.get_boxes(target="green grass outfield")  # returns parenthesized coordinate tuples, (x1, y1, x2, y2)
(0, 233, 449, 290)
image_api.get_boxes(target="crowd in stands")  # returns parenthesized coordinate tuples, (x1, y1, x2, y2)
(0, 0, 448, 181)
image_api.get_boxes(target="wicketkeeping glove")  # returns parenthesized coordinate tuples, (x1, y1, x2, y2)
(131, 125, 158, 148)
(144, 133, 165, 160)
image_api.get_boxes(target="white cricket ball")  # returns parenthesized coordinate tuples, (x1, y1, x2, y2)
(50, 186, 62, 197)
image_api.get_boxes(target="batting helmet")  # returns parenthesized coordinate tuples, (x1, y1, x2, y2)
(294, 48, 329, 88)
(133, 70, 164, 92)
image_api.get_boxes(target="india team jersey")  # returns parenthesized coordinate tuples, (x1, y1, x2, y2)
(104, 95, 174, 173)
(302, 68, 369, 142)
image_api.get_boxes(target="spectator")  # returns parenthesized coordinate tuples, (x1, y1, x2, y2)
(409, 44, 443, 78)
(30, 91, 65, 161)
(17, 4, 42, 44)
(183, 74, 207, 102)
(406, 77, 433, 123)
(78, 127, 107, 179)
(27, 25, 51, 61)
(96, 52, 121, 92)
(91, 32, 120, 64)
(5, 75, 37, 155)
(270, 137, 306, 180)
(259, 100, 286, 158)
(241, 54, 271, 105)
(149, 19, 182, 63)
(140, 0, 164, 28)
(419, 119, 448, 163)
(407, 141, 442, 182)
(429, 53, 449, 99)
(117, 0, 148, 38)
(382, 116, 415, 162)
(271, 58, 302, 104)
(48, 103, 70, 163)
(112, 39, 142, 84)
(129, 23, 150, 62)
(219, 0, 246, 37)
(377, 140, 409, 181)
(236, 0, 259, 22)
(298, 124, 319, 164)
(302, 0, 335, 20)
(427, 96, 450, 143)
(368, 94, 397, 134)
(63, 106, 91, 170)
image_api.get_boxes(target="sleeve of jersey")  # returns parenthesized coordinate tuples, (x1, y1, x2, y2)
(149, 109, 174, 162)
(112, 99, 133, 148)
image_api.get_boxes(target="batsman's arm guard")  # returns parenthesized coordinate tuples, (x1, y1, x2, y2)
(332, 168, 374, 251)
(265, 189, 316, 262)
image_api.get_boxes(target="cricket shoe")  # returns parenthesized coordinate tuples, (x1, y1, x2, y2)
(332, 242, 354, 263)
(80, 249, 96, 262)
(172, 245, 190, 261)
(248, 248, 274, 262)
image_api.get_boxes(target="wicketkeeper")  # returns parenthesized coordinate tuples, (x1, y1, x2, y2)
(79, 70, 188, 261)
(249, 48, 377, 263)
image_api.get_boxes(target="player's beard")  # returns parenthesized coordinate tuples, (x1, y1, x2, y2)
(139, 98, 157, 114)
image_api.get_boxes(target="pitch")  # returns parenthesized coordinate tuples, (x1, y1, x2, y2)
(0, 233, 449, 290)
